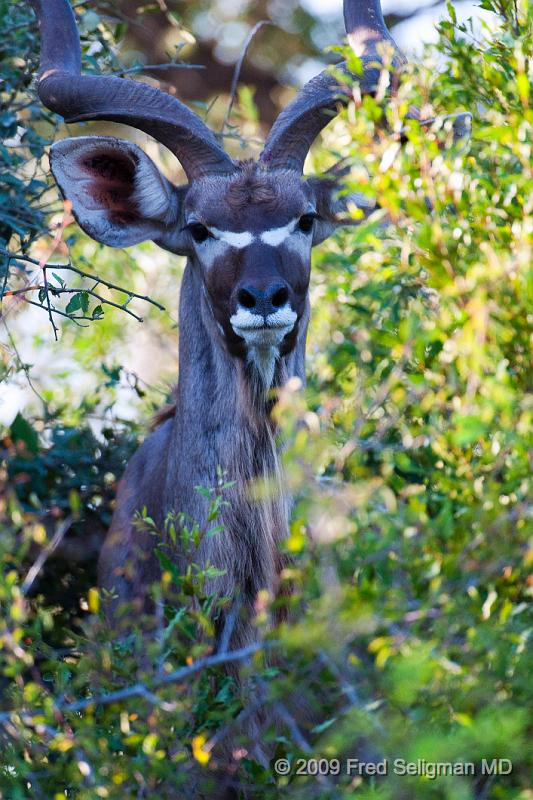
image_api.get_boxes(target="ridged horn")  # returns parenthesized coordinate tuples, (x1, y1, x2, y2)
(260, 0, 404, 173)
(30, 0, 235, 180)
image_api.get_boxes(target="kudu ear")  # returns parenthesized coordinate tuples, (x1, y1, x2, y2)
(50, 136, 185, 249)
(308, 168, 376, 246)
(309, 110, 473, 245)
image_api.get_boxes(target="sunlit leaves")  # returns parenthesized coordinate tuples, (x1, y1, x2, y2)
(1, 1, 533, 798)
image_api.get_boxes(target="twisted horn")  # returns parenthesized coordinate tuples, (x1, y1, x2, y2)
(260, 0, 404, 173)
(30, 0, 235, 179)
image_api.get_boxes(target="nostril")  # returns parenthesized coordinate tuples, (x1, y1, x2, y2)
(238, 288, 256, 309)
(271, 286, 289, 308)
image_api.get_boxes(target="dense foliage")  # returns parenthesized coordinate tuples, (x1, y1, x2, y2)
(1, 1, 532, 798)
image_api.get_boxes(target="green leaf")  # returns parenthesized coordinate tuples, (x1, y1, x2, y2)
(451, 414, 488, 447)
(51, 272, 65, 288)
(65, 293, 83, 314)
(10, 412, 39, 454)
(446, 0, 457, 23)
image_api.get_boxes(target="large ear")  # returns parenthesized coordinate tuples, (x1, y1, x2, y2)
(50, 136, 185, 249)
(308, 171, 376, 246)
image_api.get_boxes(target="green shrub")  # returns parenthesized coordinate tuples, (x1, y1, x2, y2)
(1, 0, 532, 798)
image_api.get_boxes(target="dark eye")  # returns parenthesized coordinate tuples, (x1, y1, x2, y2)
(298, 214, 315, 233)
(188, 223, 211, 243)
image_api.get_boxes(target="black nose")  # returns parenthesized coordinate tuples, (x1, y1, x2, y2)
(236, 282, 289, 317)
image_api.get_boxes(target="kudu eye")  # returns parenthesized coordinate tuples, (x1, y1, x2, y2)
(188, 222, 211, 243)
(298, 214, 316, 233)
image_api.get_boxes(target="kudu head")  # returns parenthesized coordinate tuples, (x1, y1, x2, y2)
(31, 0, 404, 387)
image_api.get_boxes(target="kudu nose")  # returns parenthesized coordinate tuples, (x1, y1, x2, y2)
(236, 283, 290, 317)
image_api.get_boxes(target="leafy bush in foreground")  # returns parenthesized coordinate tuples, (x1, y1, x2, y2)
(1, 0, 532, 798)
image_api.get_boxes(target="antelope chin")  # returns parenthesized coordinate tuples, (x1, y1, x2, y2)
(230, 305, 297, 387)
(233, 326, 293, 347)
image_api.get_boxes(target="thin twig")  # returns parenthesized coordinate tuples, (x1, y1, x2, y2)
(7, 286, 143, 322)
(41, 262, 58, 339)
(0, 251, 10, 304)
(204, 691, 266, 755)
(1, 319, 48, 410)
(37, 207, 73, 340)
(222, 21, 272, 133)
(217, 599, 241, 655)
(274, 701, 312, 753)
(0, 642, 268, 726)
(23, 298, 90, 326)
(138, 687, 177, 713)
(273, 698, 340, 795)
(111, 62, 205, 77)
(22, 516, 74, 596)
(1, 249, 165, 312)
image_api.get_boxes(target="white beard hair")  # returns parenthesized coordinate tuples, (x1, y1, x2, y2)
(247, 345, 278, 389)
(231, 305, 297, 388)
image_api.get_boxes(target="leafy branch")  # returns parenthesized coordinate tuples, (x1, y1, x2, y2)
(0, 642, 265, 727)
(1, 248, 165, 334)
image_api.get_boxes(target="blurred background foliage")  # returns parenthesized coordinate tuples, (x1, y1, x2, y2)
(1, 0, 532, 797)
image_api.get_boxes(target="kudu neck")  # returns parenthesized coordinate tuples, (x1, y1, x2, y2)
(163, 258, 307, 518)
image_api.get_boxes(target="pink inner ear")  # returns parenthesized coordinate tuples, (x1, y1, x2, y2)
(78, 151, 140, 217)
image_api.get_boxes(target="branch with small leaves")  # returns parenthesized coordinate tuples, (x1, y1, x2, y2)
(0, 248, 165, 335)
(0, 642, 267, 729)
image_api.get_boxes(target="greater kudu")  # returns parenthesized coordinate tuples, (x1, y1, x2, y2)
(30, 0, 403, 647)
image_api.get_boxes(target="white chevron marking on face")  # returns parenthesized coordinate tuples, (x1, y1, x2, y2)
(260, 219, 298, 246)
(199, 219, 304, 250)
(210, 227, 253, 248)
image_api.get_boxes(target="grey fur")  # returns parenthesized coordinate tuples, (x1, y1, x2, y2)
(98, 262, 309, 650)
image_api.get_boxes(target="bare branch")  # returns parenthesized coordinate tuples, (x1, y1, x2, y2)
(1, 248, 166, 332)
(274, 700, 312, 753)
(41, 261, 59, 339)
(111, 61, 205, 77)
(0, 642, 268, 727)
(22, 516, 74, 596)
(37, 204, 73, 340)
(1, 249, 165, 312)
(23, 298, 90, 326)
(1, 318, 48, 410)
(217, 599, 241, 655)
(222, 21, 272, 133)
